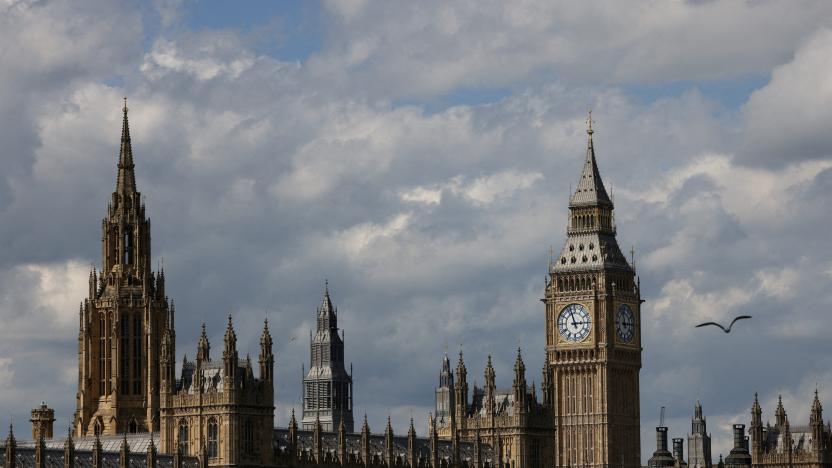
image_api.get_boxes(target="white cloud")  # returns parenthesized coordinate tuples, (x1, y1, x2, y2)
(399, 170, 543, 206)
(742, 28, 832, 166)
(141, 37, 256, 81)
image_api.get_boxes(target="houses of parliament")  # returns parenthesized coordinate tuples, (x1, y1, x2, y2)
(1, 101, 650, 468)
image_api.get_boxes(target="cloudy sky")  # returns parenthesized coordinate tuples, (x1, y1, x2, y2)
(2, 0, 832, 461)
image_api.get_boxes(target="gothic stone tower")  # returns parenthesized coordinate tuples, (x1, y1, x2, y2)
(75, 101, 175, 436)
(544, 116, 642, 468)
(302, 282, 354, 432)
(160, 318, 275, 467)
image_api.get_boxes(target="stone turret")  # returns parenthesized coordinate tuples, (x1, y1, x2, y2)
(688, 400, 713, 468)
(30, 402, 55, 441)
(673, 438, 687, 468)
(436, 353, 455, 426)
(303, 282, 354, 432)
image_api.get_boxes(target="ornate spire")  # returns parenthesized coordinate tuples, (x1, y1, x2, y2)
(752, 394, 761, 416)
(570, 110, 611, 208)
(513, 347, 526, 383)
(484, 354, 495, 389)
(456, 349, 467, 381)
(318, 280, 336, 331)
(775, 394, 786, 427)
(224, 315, 237, 350)
(116, 98, 137, 194)
(811, 389, 823, 424)
(4, 422, 15, 468)
(65, 426, 75, 468)
(197, 323, 210, 362)
(259, 318, 274, 382)
(439, 351, 454, 388)
(260, 319, 273, 349)
(119, 433, 130, 468)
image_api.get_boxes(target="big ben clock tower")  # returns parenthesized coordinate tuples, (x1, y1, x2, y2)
(544, 114, 642, 468)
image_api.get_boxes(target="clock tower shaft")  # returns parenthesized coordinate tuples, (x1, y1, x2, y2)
(544, 117, 642, 468)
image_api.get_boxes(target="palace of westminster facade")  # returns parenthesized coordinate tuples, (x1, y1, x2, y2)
(2, 103, 828, 468)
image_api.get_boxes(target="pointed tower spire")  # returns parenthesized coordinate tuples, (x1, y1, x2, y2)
(146, 437, 157, 468)
(570, 110, 612, 208)
(119, 433, 130, 468)
(384, 415, 394, 467)
(775, 394, 786, 427)
(513, 347, 527, 412)
(4, 422, 15, 468)
(407, 416, 417, 468)
(65, 426, 76, 468)
(811, 389, 823, 424)
(116, 98, 137, 194)
(223, 314, 238, 389)
(197, 323, 210, 362)
(259, 319, 274, 382)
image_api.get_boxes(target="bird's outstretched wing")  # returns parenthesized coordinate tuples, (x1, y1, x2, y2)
(727, 315, 752, 331)
(695, 322, 728, 332)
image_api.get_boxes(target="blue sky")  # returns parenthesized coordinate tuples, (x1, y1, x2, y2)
(3, 0, 832, 463)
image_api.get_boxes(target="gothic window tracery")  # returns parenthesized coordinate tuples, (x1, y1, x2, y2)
(207, 418, 218, 458)
(178, 420, 189, 455)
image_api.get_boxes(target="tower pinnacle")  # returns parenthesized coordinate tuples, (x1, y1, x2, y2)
(116, 99, 136, 194)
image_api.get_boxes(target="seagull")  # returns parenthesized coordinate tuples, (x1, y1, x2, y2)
(695, 315, 752, 333)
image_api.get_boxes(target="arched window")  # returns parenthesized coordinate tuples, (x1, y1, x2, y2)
(133, 316, 141, 394)
(207, 418, 218, 458)
(243, 419, 254, 456)
(178, 420, 189, 455)
(129, 419, 138, 433)
(121, 317, 130, 394)
(99, 315, 107, 396)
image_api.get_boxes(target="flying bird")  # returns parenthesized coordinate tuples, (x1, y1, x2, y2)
(695, 315, 752, 333)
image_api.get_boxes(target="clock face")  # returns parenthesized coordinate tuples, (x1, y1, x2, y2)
(616, 304, 635, 342)
(557, 304, 591, 342)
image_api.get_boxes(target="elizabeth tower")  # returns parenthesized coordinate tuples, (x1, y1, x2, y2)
(74, 102, 174, 436)
(545, 117, 641, 468)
